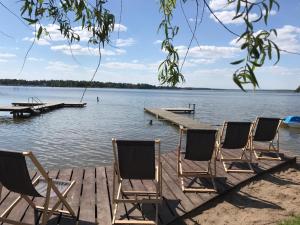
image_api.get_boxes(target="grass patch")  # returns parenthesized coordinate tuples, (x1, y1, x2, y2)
(279, 216, 300, 225)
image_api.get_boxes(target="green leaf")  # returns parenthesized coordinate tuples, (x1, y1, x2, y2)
(23, 17, 38, 24)
(236, 0, 241, 15)
(262, 2, 269, 25)
(230, 59, 245, 65)
(37, 26, 43, 39)
(233, 74, 246, 91)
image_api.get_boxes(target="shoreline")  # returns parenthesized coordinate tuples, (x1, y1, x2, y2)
(0, 80, 296, 92)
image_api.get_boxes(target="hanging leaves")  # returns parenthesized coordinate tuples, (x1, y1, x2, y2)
(158, 0, 185, 86)
(230, 0, 280, 90)
(20, 0, 115, 46)
(158, 0, 281, 90)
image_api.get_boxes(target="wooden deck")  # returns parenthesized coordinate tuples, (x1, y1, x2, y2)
(0, 106, 31, 112)
(0, 149, 296, 225)
(11, 103, 44, 107)
(162, 108, 194, 114)
(144, 108, 210, 129)
(0, 102, 86, 118)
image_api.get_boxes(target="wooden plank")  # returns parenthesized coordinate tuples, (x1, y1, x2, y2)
(160, 163, 194, 212)
(46, 168, 73, 223)
(0, 171, 37, 223)
(21, 170, 59, 224)
(140, 179, 174, 225)
(144, 108, 210, 129)
(0, 106, 31, 112)
(78, 167, 96, 224)
(63, 167, 83, 214)
(167, 151, 214, 198)
(11, 103, 44, 106)
(161, 154, 205, 207)
(105, 166, 129, 222)
(96, 167, 111, 225)
(59, 167, 84, 225)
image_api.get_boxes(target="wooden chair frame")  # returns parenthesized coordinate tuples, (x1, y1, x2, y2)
(112, 139, 162, 225)
(216, 122, 254, 173)
(252, 117, 282, 160)
(0, 151, 76, 225)
(177, 126, 218, 193)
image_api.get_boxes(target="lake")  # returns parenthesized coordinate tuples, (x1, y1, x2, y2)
(0, 86, 299, 169)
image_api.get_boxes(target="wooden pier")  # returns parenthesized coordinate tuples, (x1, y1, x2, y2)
(144, 108, 210, 129)
(162, 104, 195, 114)
(0, 102, 86, 118)
(0, 149, 296, 225)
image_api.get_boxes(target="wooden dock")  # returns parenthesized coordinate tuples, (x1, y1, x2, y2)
(144, 108, 210, 129)
(0, 149, 296, 225)
(0, 102, 86, 118)
(160, 104, 196, 114)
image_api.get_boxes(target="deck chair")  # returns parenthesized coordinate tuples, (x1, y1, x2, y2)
(251, 117, 282, 160)
(0, 150, 76, 225)
(177, 126, 218, 192)
(217, 122, 254, 173)
(112, 139, 162, 225)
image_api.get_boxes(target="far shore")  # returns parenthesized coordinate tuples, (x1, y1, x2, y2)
(0, 79, 297, 92)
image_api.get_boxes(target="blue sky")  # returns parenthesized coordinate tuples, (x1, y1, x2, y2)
(0, 0, 300, 89)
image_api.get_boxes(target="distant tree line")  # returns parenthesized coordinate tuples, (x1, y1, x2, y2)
(296, 86, 300, 92)
(0, 79, 179, 89)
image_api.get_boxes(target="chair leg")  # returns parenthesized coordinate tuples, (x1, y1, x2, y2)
(155, 202, 159, 225)
(112, 183, 122, 224)
(41, 183, 51, 225)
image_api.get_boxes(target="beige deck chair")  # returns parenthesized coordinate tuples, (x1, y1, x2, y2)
(217, 122, 254, 173)
(177, 126, 218, 193)
(112, 139, 162, 225)
(0, 150, 75, 225)
(251, 117, 282, 160)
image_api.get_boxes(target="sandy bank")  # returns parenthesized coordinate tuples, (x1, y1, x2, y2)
(181, 163, 300, 225)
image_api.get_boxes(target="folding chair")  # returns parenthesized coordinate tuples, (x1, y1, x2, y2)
(112, 139, 162, 225)
(0, 150, 75, 225)
(251, 117, 282, 160)
(217, 122, 254, 173)
(177, 126, 218, 192)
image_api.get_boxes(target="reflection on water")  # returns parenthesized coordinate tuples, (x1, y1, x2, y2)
(0, 86, 299, 169)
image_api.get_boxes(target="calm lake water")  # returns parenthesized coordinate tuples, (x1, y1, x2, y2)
(0, 86, 299, 169)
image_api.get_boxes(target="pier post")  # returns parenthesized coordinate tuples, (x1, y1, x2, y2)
(188, 104, 196, 114)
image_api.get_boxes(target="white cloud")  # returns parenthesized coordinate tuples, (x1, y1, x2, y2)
(0, 52, 16, 62)
(176, 45, 240, 65)
(209, 0, 257, 11)
(23, 37, 51, 45)
(23, 23, 128, 44)
(209, 0, 236, 11)
(209, 10, 258, 24)
(259, 65, 300, 76)
(115, 38, 135, 47)
(153, 40, 163, 45)
(114, 24, 127, 32)
(272, 25, 300, 52)
(183, 65, 300, 89)
(102, 61, 156, 71)
(209, 0, 276, 25)
(50, 44, 126, 56)
(230, 25, 300, 52)
(27, 57, 44, 62)
(46, 61, 79, 73)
